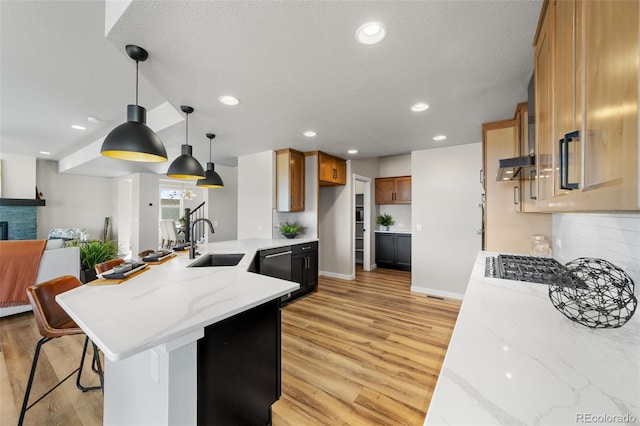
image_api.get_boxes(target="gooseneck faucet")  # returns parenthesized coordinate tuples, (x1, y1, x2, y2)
(189, 218, 215, 259)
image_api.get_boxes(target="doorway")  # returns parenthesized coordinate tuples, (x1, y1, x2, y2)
(353, 174, 372, 275)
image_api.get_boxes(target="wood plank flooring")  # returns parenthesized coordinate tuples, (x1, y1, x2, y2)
(1, 267, 460, 425)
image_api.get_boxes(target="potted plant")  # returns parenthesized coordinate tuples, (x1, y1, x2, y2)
(73, 240, 118, 283)
(279, 222, 302, 239)
(377, 213, 393, 231)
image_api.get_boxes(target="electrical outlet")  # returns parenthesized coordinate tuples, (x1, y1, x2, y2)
(397, 223, 404, 228)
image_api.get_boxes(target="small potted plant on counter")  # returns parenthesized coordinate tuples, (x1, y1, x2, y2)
(279, 222, 302, 239)
(377, 213, 393, 231)
(73, 240, 118, 283)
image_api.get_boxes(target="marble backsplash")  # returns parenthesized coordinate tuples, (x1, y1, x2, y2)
(553, 212, 640, 295)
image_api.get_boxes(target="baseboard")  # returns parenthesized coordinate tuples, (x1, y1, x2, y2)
(410, 286, 465, 300)
(319, 270, 355, 281)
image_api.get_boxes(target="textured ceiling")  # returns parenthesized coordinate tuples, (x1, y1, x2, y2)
(0, 0, 542, 177)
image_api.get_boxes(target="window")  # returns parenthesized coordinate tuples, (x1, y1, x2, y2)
(160, 188, 182, 221)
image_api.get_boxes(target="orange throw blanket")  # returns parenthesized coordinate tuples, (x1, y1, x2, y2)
(0, 240, 47, 307)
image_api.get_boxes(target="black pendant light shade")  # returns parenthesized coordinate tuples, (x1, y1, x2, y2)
(197, 133, 224, 188)
(167, 106, 205, 179)
(101, 45, 168, 162)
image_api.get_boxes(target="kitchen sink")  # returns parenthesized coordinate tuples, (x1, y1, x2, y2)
(188, 253, 245, 268)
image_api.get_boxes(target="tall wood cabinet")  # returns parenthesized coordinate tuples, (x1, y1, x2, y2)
(533, 0, 639, 211)
(375, 176, 411, 204)
(276, 148, 305, 212)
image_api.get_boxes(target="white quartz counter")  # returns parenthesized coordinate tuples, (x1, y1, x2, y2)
(57, 238, 309, 362)
(425, 251, 640, 425)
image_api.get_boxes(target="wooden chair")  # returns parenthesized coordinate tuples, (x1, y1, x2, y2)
(19, 275, 103, 426)
(95, 258, 125, 277)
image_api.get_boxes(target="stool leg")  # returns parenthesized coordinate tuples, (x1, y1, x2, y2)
(76, 336, 102, 392)
(18, 337, 51, 426)
(91, 341, 104, 392)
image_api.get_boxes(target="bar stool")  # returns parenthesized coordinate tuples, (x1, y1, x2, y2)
(94, 258, 124, 277)
(19, 275, 103, 426)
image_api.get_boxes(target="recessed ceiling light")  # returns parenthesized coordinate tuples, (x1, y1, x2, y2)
(71, 124, 86, 130)
(433, 135, 447, 141)
(411, 102, 430, 112)
(303, 130, 317, 137)
(218, 95, 240, 106)
(39, 151, 51, 155)
(356, 22, 387, 45)
(347, 149, 358, 154)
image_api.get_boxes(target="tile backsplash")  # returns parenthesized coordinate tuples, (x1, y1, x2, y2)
(0, 206, 37, 240)
(553, 213, 640, 295)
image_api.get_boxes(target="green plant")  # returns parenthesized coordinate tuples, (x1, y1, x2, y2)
(377, 213, 393, 227)
(279, 222, 302, 235)
(74, 240, 118, 270)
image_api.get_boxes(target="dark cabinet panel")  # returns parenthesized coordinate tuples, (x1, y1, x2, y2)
(375, 233, 411, 271)
(376, 233, 395, 265)
(198, 299, 280, 426)
(395, 234, 412, 269)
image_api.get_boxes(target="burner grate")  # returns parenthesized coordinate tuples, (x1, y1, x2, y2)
(493, 254, 565, 284)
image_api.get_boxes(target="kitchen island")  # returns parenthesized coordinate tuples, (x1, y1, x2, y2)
(56, 238, 312, 426)
(425, 251, 640, 425)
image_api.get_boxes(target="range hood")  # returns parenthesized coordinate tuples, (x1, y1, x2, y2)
(496, 156, 536, 181)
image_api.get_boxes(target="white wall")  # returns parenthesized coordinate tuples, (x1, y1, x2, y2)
(36, 159, 116, 240)
(319, 161, 353, 279)
(411, 144, 483, 298)
(237, 151, 274, 239)
(379, 154, 411, 176)
(553, 213, 640, 296)
(0, 153, 36, 198)
(208, 164, 238, 242)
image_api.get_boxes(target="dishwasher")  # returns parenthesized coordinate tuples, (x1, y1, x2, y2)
(258, 246, 292, 281)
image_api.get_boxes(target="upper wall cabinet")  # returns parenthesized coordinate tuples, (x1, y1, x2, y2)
(534, 0, 639, 211)
(276, 148, 305, 212)
(318, 152, 346, 186)
(375, 176, 411, 204)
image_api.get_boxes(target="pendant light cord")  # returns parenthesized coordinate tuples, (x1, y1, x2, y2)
(185, 112, 189, 146)
(135, 60, 139, 106)
(209, 137, 213, 162)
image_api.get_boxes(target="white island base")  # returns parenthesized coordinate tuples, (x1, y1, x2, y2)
(104, 329, 203, 426)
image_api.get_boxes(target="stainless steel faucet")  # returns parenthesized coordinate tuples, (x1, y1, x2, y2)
(189, 218, 215, 259)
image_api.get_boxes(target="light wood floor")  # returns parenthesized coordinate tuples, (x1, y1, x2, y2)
(1, 267, 460, 425)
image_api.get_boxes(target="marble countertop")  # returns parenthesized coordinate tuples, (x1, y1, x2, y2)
(425, 251, 640, 425)
(57, 239, 310, 362)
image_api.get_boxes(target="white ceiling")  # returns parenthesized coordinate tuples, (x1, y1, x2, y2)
(0, 0, 542, 177)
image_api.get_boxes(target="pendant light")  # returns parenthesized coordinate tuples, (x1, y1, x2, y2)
(101, 45, 167, 162)
(197, 133, 224, 188)
(166, 106, 205, 179)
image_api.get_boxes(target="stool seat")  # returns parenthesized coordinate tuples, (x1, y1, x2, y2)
(19, 275, 103, 426)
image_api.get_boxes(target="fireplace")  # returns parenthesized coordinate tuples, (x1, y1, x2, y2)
(0, 222, 7, 240)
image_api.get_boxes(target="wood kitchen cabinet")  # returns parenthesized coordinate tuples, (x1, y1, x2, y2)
(513, 102, 538, 213)
(533, 0, 639, 211)
(276, 148, 305, 212)
(318, 152, 346, 186)
(375, 176, 411, 204)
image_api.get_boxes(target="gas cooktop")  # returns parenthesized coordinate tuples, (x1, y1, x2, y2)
(485, 254, 565, 285)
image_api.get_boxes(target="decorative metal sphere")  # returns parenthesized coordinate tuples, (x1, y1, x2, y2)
(549, 258, 637, 328)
